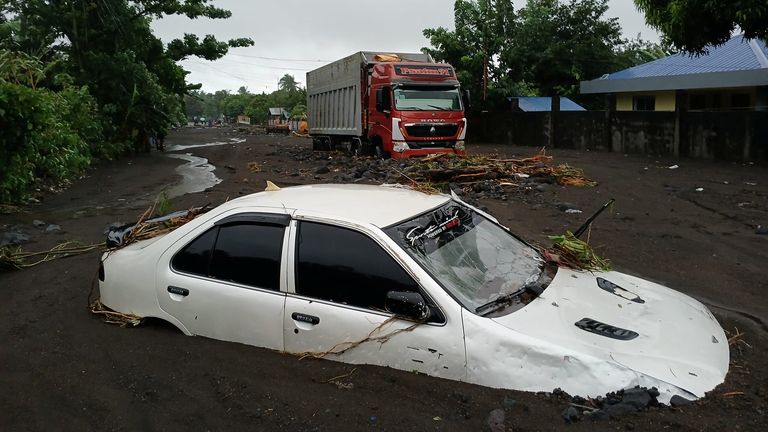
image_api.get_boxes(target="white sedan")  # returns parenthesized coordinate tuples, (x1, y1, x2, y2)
(98, 184, 728, 403)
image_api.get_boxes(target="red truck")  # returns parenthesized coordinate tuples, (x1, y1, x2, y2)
(306, 51, 469, 158)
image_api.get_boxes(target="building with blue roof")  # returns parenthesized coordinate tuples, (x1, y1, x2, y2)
(506, 96, 586, 112)
(580, 35, 768, 112)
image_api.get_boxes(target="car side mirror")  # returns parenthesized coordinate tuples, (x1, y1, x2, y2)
(462, 89, 471, 111)
(385, 291, 430, 321)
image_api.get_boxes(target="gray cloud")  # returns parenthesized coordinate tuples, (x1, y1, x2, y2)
(151, 0, 659, 92)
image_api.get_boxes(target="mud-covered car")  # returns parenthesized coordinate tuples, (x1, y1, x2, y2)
(98, 184, 728, 403)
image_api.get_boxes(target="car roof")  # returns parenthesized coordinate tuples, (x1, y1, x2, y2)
(223, 184, 451, 227)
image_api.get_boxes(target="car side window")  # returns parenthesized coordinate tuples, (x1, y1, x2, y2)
(209, 223, 284, 291)
(172, 227, 217, 276)
(172, 222, 284, 291)
(295, 221, 420, 311)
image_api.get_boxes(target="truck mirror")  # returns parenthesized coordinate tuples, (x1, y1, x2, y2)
(462, 89, 471, 110)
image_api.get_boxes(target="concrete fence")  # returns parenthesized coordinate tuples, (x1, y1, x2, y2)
(468, 110, 768, 161)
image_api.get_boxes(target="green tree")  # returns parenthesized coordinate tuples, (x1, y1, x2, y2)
(278, 73, 299, 93)
(423, 0, 516, 107)
(502, 0, 624, 98)
(635, 0, 768, 53)
(1, 0, 253, 152)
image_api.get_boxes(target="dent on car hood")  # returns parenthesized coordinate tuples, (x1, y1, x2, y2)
(490, 268, 729, 400)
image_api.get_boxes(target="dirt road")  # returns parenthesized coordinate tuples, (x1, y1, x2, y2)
(1, 128, 766, 431)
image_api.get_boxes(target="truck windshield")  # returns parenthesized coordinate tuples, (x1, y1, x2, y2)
(385, 202, 544, 315)
(393, 86, 462, 111)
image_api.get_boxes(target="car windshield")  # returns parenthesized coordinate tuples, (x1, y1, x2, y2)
(385, 202, 544, 315)
(393, 86, 462, 111)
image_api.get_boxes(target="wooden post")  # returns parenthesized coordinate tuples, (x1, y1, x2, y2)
(548, 95, 560, 148)
(673, 90, 687, 157)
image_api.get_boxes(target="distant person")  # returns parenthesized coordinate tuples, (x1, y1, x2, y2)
(156, 130, 166, 152)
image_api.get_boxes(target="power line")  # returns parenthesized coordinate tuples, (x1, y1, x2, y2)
(228, 53, 332, 63)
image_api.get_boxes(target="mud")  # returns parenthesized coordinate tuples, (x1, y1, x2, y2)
(1, 127, 766, 431)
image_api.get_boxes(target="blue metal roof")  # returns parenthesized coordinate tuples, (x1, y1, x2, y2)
(506, 96, 586, 112)
(606, 36, 768, 80)
(580, 35, 768, 94)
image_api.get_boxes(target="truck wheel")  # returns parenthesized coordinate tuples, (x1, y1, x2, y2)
(375, 144, 390, 160)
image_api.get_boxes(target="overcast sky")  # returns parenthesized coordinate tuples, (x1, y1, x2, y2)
(151, 0, 660, 93)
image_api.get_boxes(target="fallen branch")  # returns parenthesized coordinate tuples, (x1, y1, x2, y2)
(89, 298, 142, 327)
(298, 317, 422, 359)
(1, 241, 102, 270)
(324, 368, 358, 384)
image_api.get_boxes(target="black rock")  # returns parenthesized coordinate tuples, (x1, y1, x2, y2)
(561, 406, 581, 423)
(605, 402, 637, 418)
(1, 230, 30, 247)
(756, 225, 768, 235)
(486, 408, 505, 432)
(622, 387, 652, 409)
(314, 166, 330, 175)
(556, 202, 580, 212)
(590, 409, 610, 421)
(500, 396, 516, 411)
(669, 395, 693, 407)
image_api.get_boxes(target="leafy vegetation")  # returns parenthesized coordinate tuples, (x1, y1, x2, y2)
(635, 0, 768, 53)
(184, 74, 307, 124)
(423, 0, 671, 109)
(0, 0, 252, 202)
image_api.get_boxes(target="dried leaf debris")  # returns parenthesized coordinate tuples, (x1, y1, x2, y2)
(391, 149, 596, 192)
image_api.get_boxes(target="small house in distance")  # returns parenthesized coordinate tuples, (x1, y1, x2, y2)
(508, 96, 585, 112)
(267, 108, 290, 134)
(581, 35, 768, 112)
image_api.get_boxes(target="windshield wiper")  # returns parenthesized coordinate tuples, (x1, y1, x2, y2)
(426, 104, 450, 111)
(475, 288, 526, 316)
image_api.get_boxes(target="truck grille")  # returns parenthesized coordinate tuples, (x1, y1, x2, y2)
(404, 124, 459, 137)
(407, 141, 455, 149)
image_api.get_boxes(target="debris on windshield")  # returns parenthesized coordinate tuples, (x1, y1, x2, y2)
(545, 231, 611, 271)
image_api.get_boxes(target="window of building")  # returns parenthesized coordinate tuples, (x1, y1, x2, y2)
(632, 95, 656, 111)
(295, 222, 420, 311)
(689, 94, 707, 111)
(172, 223, 285, 291)
(730, 93, 751, 110)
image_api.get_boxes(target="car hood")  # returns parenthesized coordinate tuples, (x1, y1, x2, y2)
(491, 268, 729, 398)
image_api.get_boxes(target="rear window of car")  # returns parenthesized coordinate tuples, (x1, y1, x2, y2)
(172, 223, 285, 291)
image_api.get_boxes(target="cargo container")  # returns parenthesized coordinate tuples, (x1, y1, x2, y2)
(306, 51, 469, 158)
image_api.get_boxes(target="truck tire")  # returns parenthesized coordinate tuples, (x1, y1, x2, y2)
(375, 144, 390, 160)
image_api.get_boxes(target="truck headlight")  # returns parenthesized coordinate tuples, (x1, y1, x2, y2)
(393, 142, 409, 152)
(455, 140, 465, 151)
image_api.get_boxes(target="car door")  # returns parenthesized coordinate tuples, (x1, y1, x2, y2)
(283, 219, 466, 380)
(156, 211, 291, 351)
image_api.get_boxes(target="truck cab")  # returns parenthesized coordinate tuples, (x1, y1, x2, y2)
(367, 62, 468, 158)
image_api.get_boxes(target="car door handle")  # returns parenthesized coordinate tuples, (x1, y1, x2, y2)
(291, 312, 320, 325)
(167, 286, 189, 296)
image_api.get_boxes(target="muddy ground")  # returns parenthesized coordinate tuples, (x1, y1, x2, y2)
(1, 127, 766, 431)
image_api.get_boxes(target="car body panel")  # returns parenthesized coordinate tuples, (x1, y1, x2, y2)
(482, 268, 728, 402)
